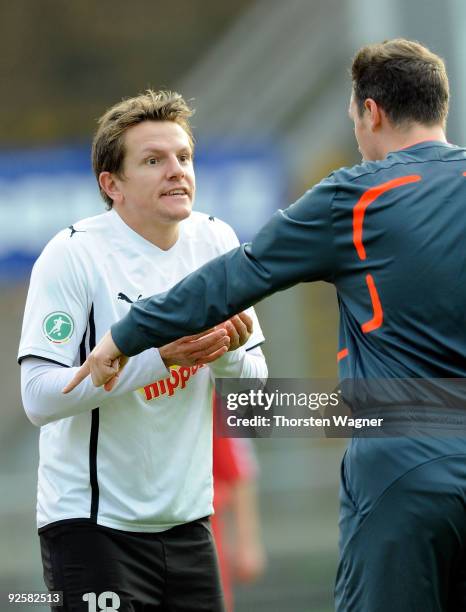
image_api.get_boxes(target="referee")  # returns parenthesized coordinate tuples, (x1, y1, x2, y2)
(68, 40, 466, 611)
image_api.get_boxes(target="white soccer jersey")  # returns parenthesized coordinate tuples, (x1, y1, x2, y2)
(18, 209, 265, 532)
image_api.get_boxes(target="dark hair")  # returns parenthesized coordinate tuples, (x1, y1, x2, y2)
(92, 90, 194, 208)
(351, 39, 449, 127)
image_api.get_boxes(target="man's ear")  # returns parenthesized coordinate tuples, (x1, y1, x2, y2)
(364, 98, 382, 131)
(99, 172, 123, 206)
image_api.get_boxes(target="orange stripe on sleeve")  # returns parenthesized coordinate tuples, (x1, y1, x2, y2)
(353, 175, 421, 260)
(337, 348, 349, 362)
(361, 274, 383, 333)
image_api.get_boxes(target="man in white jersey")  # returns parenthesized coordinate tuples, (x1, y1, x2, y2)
(18, 90, 267, 612)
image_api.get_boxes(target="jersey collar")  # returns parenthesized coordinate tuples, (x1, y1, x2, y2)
(109, 209, 184, 255)
(393, 139, 456, 154)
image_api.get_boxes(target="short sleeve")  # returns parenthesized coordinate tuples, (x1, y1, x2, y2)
(18, 233, 93, 367)
(215, 220, 265, 350)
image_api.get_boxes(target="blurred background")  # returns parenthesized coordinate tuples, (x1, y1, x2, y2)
(1, 0, 465, 610)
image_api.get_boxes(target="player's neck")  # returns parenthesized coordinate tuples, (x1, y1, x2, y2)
(114, 208, 180, 250)
(137, 224, 179, 251)
(381, 123, 447, 158)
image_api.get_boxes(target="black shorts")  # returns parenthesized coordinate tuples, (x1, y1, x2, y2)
(335, 439, 466, 611)
(40, 517, 225, 612)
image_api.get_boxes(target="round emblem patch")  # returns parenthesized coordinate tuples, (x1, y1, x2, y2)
(43, 312, 74, 344)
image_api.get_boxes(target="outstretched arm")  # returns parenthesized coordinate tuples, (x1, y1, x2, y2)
(112, 182, 336, 356)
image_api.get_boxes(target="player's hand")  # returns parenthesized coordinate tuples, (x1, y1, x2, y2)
(62, 331, 126, 393)
(220, 312, 253, 351)
(159, 328, 230, 368)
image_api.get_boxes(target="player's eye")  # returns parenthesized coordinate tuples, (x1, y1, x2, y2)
(146, 158, 160, 166)
(178, 153, 192, 163)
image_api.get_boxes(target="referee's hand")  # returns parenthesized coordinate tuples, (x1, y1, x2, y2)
(63, 331, 126, 393)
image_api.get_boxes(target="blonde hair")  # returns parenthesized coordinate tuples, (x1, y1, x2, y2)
(92, 90, 194, 208)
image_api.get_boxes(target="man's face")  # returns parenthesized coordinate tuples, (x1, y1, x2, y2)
(115, 120, 195, 226)
(349, 93, 378, 162)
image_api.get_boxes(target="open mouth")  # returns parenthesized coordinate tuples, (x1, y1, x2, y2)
(161, 188, 189, 198)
